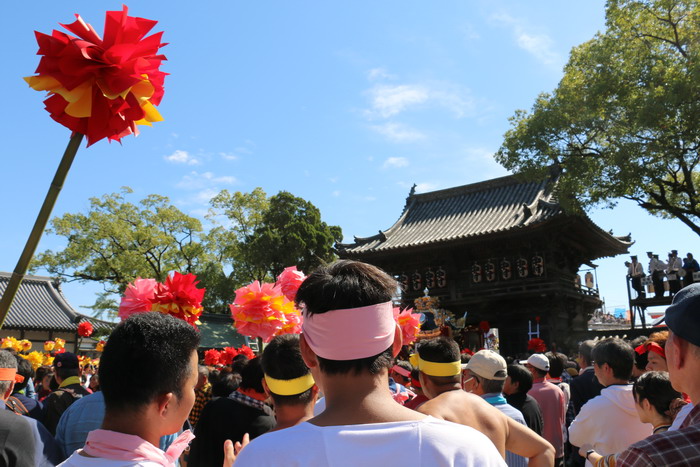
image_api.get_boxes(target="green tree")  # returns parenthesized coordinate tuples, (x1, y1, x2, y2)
(241, 191, 343, 280)
(33, 187, 209, 314)
(496, 0, 700, 235)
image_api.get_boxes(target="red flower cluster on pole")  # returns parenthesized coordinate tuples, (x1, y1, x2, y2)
(24, 5, 167, 146)
(77, 321, 93, 337)
(204, 349, 221, 366)
(527, 338, 547, 353)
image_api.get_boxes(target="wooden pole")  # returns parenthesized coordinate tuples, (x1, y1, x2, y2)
(0, 132, 84, 328)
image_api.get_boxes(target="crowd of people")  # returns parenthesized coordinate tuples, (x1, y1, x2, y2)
(626, 250, 699, 298)
(2, 259, 700, 466)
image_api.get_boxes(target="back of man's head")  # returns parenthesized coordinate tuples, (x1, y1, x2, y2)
(545, 352, 566, 379)
(239, 357, 265, 394)
(591, 338, 634, 382)
(13, 355, 33, 393)
(261, 334, 314, 406)
(0, 350, 18, 399)
(99, 312, 200, 412)
(295, 260, 397, 375)
(465, 350, 507, 395)
(506, 364, 533, 395)
(416, 337, 461, 386)
(578, 340, 595, 367)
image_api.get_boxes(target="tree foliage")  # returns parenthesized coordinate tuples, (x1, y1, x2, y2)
(496, 0, 700, 235)
(33, 187, 342, 316)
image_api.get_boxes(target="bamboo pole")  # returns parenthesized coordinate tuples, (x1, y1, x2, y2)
(0, 132, 84, 328)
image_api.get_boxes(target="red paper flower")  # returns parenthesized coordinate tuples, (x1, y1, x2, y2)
(78, 321, 94, 337)
(219, 347, 239, 366)
(151, 272, 206, 327)
(479, 320, 490, 333)
(204, 349, 221, 366)
(238, 345, 255, 360)
(394, 307, 422, 345)
(461, 348, 474, 356)
(24, 6, 167, 146)
(118, 278, 157, 321)
(527, 338, 547, 353)
(276, 266, 306, 302)
(229, 281, 299, 342)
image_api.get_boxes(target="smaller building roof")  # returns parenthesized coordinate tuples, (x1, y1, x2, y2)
(197, 313, 249, 349)
(0, 272, 114, 333)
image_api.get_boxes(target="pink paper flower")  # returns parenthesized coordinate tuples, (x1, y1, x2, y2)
(119, 278, 157, 321)
(395, 307, 422, 345)
(276, 266, 306, 302)
(230, 281, 296, 342)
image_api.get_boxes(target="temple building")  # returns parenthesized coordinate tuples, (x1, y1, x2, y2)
(337, 171, 631, 355)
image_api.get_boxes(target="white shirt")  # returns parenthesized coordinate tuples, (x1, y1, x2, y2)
(569, 385, 652, 467)
(235, 416, 506, 467)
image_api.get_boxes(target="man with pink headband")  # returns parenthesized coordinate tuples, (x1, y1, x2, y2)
(234, 260, 505, 466)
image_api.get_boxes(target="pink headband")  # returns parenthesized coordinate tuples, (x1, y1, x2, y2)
(392, 365, 411, 378)
(302, 301, 396, 360)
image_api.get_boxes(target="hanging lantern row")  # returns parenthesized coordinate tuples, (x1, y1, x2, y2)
(400, 267, 447, 291)
(472, 255, 545, 283)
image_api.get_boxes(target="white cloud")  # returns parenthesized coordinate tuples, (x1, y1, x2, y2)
(366, 84, 429, 119)
(382, 157, 410, 169)
(195, 189, 219, 204)
(491, 13, 560, 67)
(176, 171, 236, 190)
(367, 67, 396, 81)
(164, 150, 200, 165)
(370, 123, 426, 143)
(415, 182, 438, 193)
(363, 196, 377, 202)
(332, 190, 341, 197)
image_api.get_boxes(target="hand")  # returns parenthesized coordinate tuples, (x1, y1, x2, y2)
(223, 433, 250, 467)
(578, 443, 594, 458)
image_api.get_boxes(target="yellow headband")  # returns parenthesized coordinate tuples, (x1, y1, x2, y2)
(410, 353, 461, 377)
(264, 373, 315, 396)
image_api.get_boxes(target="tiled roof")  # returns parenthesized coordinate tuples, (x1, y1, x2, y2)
(0, 272, 114, 332)
(338, 172, 630, 255)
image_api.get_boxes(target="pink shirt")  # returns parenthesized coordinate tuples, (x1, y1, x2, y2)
(528, 380, 566, 458)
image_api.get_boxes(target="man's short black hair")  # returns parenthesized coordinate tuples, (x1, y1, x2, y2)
(416, 337, 460, 385)
(295, 260, 397, 375)
(545, 352, 566, 378)
(56, 367, 80, 381)
(592, 338, 634, 381)
(629, 336, 649, 371)
(239, 357, 265, 393)
(99, 312, 200, 411)
(507, 364, 533, 394)
(578, 340, 596, 366)
(261, 334, 313, 406)
(13, 356, 34, 393)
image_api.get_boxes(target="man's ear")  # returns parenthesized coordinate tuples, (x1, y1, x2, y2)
(2, 382, 15, 400)
(155, 392, 174, 419)
(392, 324, 403, 357)
(300, 334, 318, 369)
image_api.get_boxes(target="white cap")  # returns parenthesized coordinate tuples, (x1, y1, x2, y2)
(520, 353, 550, 372)
(465, 350, 507, 380)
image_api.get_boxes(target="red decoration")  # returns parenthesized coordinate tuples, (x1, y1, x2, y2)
(238, 345, 255, 360)
(535, 316, 541, 323)
(219, 347, 239, 365)
(479, 320, 490, 333)
(230, 281, 300, 342)
(24, 6, 167, 146)
(461, 348, 474, 356)
(527, 338, 547, 353)
(204, 349, 221, 366)
(150, 272, 206, 327)
(77, 321, 93, 337)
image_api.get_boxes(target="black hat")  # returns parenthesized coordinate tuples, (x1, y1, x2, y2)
(672, 250, 678, 255)
(54, 352, 79, 369)
(666, 283, 700, 348)
(631, 255, 637, 260)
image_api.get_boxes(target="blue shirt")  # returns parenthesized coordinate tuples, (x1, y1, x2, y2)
(55, 391, 179, 461)
(482, 392, 528, 467)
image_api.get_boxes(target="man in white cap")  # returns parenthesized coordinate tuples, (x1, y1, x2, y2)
(523, 354, 566, 466)
(464, 350, 529, 467)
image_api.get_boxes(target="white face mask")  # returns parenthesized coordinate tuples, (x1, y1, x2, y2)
(462, 376, 475, 392)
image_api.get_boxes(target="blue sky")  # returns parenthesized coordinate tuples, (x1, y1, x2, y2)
(2, 1, 696, 321)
